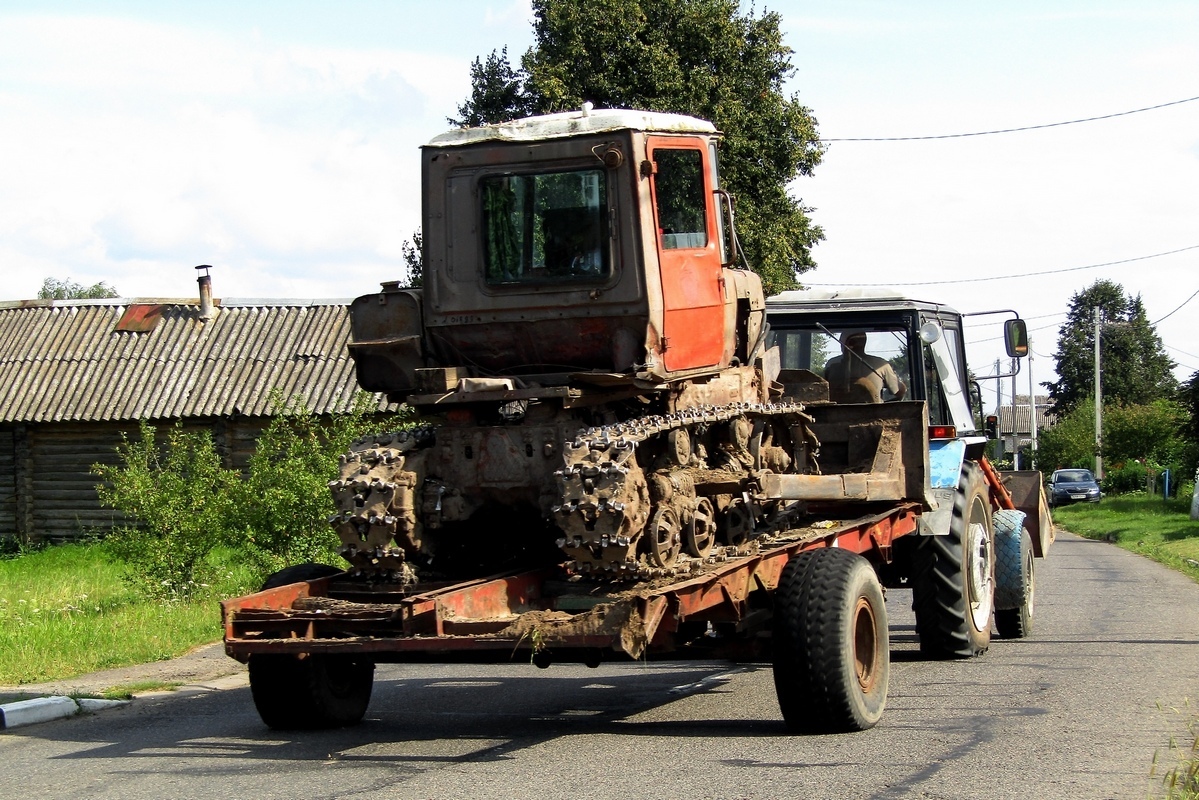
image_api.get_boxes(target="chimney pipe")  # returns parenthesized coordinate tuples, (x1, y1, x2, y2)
(195, 264, 214, 320)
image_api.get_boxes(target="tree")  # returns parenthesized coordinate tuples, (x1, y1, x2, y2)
(453, 0, 824, 294)
(400, 228, 423, 288)
(1045, 280, 1176, 415)
(1034, 399, 1096, 472)
(1178, 370, 1199, 475)
(450, 48, 532, 126)
(1036, 398, 1189, 482)
(38, 276, 119, 300)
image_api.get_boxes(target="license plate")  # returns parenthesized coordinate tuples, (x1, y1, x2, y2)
(1070, 494, 1087, 499)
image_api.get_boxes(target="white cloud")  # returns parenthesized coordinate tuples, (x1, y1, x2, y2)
(0, 13, 470, 301)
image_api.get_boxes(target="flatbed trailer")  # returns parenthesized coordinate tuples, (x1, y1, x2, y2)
(223, 503, 918, 664)
(223, 503, 922, 733)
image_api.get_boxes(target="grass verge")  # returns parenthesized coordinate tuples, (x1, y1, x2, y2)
(1051, 491, 1199, 799)
(0, 541, 256, 686)
(1050, 492, 1199, 584)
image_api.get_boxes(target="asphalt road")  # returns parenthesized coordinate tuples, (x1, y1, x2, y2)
(2, 532, 1197, 800)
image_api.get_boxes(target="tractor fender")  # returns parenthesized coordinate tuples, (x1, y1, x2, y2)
(918, 440, 967, 536)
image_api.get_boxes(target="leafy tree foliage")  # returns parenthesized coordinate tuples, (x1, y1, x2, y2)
(1103, 399, 1190, 468)
(453, 0, 824, 294)
(1045, 280, 1176, 415)
(1177, 369, 1199, 472)
(95, 421, 238, 599)
(1036, 397, 1190, 487)
(400, 228, 423, 288)
(1035, 399, 1096, 472)
(94, 394, 408, 596)
(38, 277, 119, 300)
(450, 47, 533, 126)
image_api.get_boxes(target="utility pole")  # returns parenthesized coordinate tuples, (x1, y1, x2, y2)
(1011, 358, 1018, 468)
(1028, 341, 1038, 468)
(1094, 307, 1103, 480)
(994, 358, 1002, 459)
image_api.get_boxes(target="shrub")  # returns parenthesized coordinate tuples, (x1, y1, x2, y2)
(94, 421, 239, 599)
(94, 393, 411, 595)
(228, 392, 410, 574)
(1102, 460, 1150, 496)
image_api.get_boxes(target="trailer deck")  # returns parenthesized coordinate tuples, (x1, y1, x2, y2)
(223, 503, 919, 664)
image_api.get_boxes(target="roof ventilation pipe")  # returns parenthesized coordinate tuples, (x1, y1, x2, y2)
(195, 264, 214, 320)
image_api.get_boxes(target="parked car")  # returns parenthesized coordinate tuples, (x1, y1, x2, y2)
(1047, 469, 1102, 507)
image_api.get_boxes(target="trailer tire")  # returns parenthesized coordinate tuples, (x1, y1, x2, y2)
(772, 547, 889, 733)
(911, 462, 994, 658)
(251, 564, 371, 729)
(994, 523, 1035, 639)
(260, 562, 342, 591)
(250, 654, 374, 730)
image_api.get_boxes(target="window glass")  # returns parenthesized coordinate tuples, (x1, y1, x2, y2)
(481, 169, 608, 285)
(653, 149, 708, 250)
(770, 325, 912, 403)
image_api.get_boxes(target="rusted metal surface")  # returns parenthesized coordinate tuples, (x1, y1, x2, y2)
(114, 303, 166, 332)
(223, 505, 918, 663)
(997, 469, 1055, 557)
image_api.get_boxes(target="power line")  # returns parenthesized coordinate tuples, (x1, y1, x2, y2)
(804, 244, 1199, 288)
(1166, 344, 1199, 361)
(967, 311, 1065, 328)
(1152, 287, 1199, 324)
(967, 320, 1064, 345)
(821, 94, 1199, 142)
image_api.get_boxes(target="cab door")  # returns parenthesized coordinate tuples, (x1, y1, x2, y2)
(646, 137, 725, 372)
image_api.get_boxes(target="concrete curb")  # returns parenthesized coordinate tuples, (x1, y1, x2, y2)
(1, 695, 132, 730)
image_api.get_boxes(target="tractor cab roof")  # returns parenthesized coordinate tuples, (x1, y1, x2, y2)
(427, 106, 718, 148)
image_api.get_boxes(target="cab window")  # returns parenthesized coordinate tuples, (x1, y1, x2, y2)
(481, 168, 609, 285)
(652, 149, 708, 250)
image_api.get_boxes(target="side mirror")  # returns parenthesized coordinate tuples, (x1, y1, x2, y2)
(1004, 319, 1029, 358)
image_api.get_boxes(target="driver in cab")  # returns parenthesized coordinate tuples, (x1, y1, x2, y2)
(824, 331, 907, 404)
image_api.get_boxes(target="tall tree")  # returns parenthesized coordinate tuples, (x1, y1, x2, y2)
(453, 0, 824, 294)
(450, 48, 532, 127)
(1179, 370, 1199, 472)
(1046, 279, 1176, 415)
(38, 276, 119, 300)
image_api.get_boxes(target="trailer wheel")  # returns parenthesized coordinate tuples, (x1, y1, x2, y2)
(911, 462, 994, 658)
(994, 523, 1035, 639)
(260, 562, 342, 591)
(772, 547, 889, 733)
(250, 654, 374, 730)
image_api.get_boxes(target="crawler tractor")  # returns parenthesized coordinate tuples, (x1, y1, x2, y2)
(223, 108, 1048, 734)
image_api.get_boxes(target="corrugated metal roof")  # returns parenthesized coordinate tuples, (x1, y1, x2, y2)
(0, 298, 384, 423)
(996, 397, 1056, 435)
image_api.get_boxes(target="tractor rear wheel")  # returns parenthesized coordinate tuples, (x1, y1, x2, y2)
(911, 462, 994, 658)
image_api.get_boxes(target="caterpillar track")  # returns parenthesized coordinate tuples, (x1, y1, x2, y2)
(328, 402, 821, 582)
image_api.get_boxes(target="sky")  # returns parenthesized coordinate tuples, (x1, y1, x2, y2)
(1, 1, 1196, 404)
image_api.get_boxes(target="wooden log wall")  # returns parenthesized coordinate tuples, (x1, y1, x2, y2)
(0, 417, 270, 544)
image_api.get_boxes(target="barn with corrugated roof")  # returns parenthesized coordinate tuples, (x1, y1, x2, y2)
(0, 290, 377, 544)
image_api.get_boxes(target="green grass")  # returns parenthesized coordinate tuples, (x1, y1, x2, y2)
(1051, 492, 1199, 584)
(0, 542, 257, 686)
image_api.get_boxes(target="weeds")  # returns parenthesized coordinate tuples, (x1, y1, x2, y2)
(1152, 701, 1199, 799)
